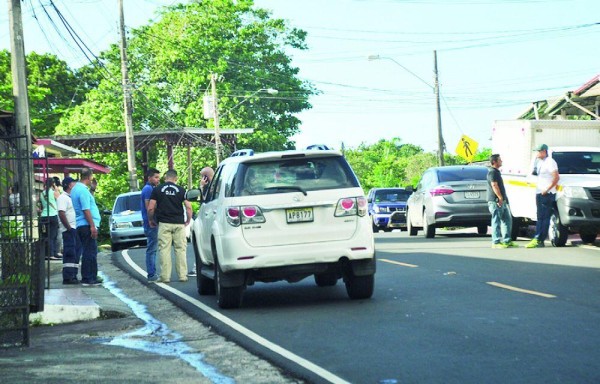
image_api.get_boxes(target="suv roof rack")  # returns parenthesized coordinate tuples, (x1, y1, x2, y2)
(230, 149, 254, 157)
(306, 144, 331, 150)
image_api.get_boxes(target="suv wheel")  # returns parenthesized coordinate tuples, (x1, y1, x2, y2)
(407, 211, 418, 236)
(345, 273, 374, 300)
(314, 272, 337, 287)
(549, 212, 568, 247)
(193, 236, 215, 295)
(111, 242, 121, 252)
(580, 231, 597, 244)
(423, 211, 435, 239)
(477, 225, 488, 235)
(214, 254, 244, 309)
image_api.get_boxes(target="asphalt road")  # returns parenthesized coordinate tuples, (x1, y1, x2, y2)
(118, 230, 600, 384)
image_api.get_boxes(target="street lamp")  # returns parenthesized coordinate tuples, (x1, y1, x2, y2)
(368, 53, 445, 166)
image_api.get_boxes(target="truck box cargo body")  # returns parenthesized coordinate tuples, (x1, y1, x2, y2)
(492, 120, 600, 245)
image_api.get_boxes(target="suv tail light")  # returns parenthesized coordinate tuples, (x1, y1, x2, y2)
(226, 205, 266, 227)
(335, 197, 367, 217)
(430, 186, 454, 196)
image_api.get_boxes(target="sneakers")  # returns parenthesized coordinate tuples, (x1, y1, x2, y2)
(147, 274, 159, 283)
(62, 279, 80, 285)
(187, 270, 197, 277)
(157, 277, 170, 284)
(81, 281, 101, 287)
(179, 278, 188, 282)
(492, 243, 508, 249)
(525, 238, 544, 248)
(503, 241, 519, 248)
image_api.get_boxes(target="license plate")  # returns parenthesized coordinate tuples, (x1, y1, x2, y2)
(286, 207, 314, 223)
(465, 191, 480, 199)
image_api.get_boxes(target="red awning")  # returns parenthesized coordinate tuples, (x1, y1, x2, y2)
(33, 158, 111, 176)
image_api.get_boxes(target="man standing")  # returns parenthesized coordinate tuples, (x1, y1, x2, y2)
(57, 177, 81, 284)
(70, 168, 102, 286)
(487, 154, 517, 249)
(187, 166, 214, 277)
(40, 178, 60, 260)
(148, 169, 192, 283)
(526, 144, 560, 248)
(141, 168, 161, 283)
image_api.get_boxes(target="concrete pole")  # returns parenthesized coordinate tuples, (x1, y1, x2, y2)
(8, 0, 35, 234)
(118, 0, 138, 191)
(433, 50, 445, 166)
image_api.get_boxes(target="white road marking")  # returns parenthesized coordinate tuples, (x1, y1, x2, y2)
(122, 250, 351, 384)
(487, 281, 556, 298)
(380, 258, 418, 268)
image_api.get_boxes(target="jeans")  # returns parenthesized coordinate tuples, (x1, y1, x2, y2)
(158, 222, 188, 281)
(535, 193, 555, 242)
(144, 225, 158, 278)
(488, 202, 512, 244)
(41, 215, 59, 257)
(62, 228, 82, 281)
(77, 225, 98, 284)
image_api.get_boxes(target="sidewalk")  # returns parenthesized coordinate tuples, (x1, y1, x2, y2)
(0, 251, 303, 384)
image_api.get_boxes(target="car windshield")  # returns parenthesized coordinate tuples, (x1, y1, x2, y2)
(113, 194, 141, 213)
(553, 151, 600, 175)
(232, 156, 359, 196)
(374, 189, 410, 202)
(437, 168, 488, 182)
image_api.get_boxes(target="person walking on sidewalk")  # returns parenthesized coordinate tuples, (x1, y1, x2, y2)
(188, 166, 214, 277)
(141, 168, 161, 283)
(40, 178, 61, 260)
(148, 169, 192, 283)
(487, 154, 517, 249)
(71, 168, 102, 286)
(526, 144, 560, 248)
(57, 177, 81, 284)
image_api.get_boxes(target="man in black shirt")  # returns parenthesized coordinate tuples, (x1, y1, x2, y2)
(487, 154, 518, 249)
(147, 169, 193, 283)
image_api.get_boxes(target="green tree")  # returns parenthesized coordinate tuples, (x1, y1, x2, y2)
(0, 50, 83, 137)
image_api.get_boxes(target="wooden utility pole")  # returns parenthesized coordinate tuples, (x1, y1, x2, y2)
(8, 0, 35, 227)
(433, 50, 445, 166)
(118, 0, 138, 191)
(211, 73, 222, 164)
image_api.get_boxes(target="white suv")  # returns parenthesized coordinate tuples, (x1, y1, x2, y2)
(190, 149, 376, 308)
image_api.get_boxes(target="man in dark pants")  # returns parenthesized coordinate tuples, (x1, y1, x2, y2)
(70, 168, 102, 286)
(58, 177, 81, 284)
(141, 168, 161, 283)
(526, 144, 560, 248)
(486, 154, 517, 249)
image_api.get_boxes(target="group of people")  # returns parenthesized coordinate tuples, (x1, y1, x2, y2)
(40, 168, 102, 286)
(140, 166, 213, 284)
(487, 143, 560, 249)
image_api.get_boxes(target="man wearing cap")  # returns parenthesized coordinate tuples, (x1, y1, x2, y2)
(526, 144, 560, 248)
(57, 177, 81, 284)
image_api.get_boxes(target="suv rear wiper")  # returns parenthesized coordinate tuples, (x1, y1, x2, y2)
(264, 185, 307, 196)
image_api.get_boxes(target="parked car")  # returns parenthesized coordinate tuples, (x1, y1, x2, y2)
(367, 187, 411, 232)
(406, 165, 491, 238)
(109, 191, 146, 252)
(190, 148, 376, 308)
(109, 191, 192, 252)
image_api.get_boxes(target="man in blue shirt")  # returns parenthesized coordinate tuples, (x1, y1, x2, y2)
(70, 167, 101, 286)
(141, 168, 161, 282)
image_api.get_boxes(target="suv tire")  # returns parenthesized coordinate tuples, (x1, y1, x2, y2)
(549, 212, 568, 247)
(477, 225, 488, 235)
(407, 211, 418, 236)
(345, 273, 374, 300)
(423, 211, 435, 239)
(215, 255, 244, 309)
(314, 272, 337, 287)
(192, 236, 216, 295)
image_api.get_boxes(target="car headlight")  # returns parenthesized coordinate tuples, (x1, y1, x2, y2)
(113, 222, 133, 230)
(373, 205, 387, 213)
(562, 186, 588, 199)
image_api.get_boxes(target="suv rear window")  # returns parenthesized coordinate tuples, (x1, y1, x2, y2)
(231, 156, 359, 196)
(113, 194, 141, 213)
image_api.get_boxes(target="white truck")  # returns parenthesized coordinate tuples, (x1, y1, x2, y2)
(492, 119, 600, 246)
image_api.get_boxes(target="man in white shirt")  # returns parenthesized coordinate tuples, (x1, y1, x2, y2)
(526, 144, 560, 248)
(57, 177, 81, 284)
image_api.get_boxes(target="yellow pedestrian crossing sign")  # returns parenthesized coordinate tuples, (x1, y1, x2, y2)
(455, 135, 478, 162)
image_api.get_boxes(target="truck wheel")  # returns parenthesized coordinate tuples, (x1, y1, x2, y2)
(345, 273, 374, 300)
(193, 236, 216, 295)
(423, 211, 435, 239)
(549, 213, 568, 247)
(215, 253, 244, 309)
(579, 232, 597, 244)
(315, 272, 338, 287)
(477, 225, 488, 235)
(407, 212, 418, 236)
(510, 216, 522, 241)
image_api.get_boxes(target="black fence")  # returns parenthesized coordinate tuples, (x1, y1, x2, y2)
(0, 134, 44, 347)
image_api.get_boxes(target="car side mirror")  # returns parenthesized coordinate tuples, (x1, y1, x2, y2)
(185, 189, 202, 202)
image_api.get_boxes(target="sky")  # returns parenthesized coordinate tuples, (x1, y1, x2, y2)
(1, 0, 599, 155)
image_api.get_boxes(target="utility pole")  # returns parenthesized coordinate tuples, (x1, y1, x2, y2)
(118, 0, 138, 191)
(8, 0, 35, 228)
(211, 73, 222, 164)
(433, 50, 445, 166)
